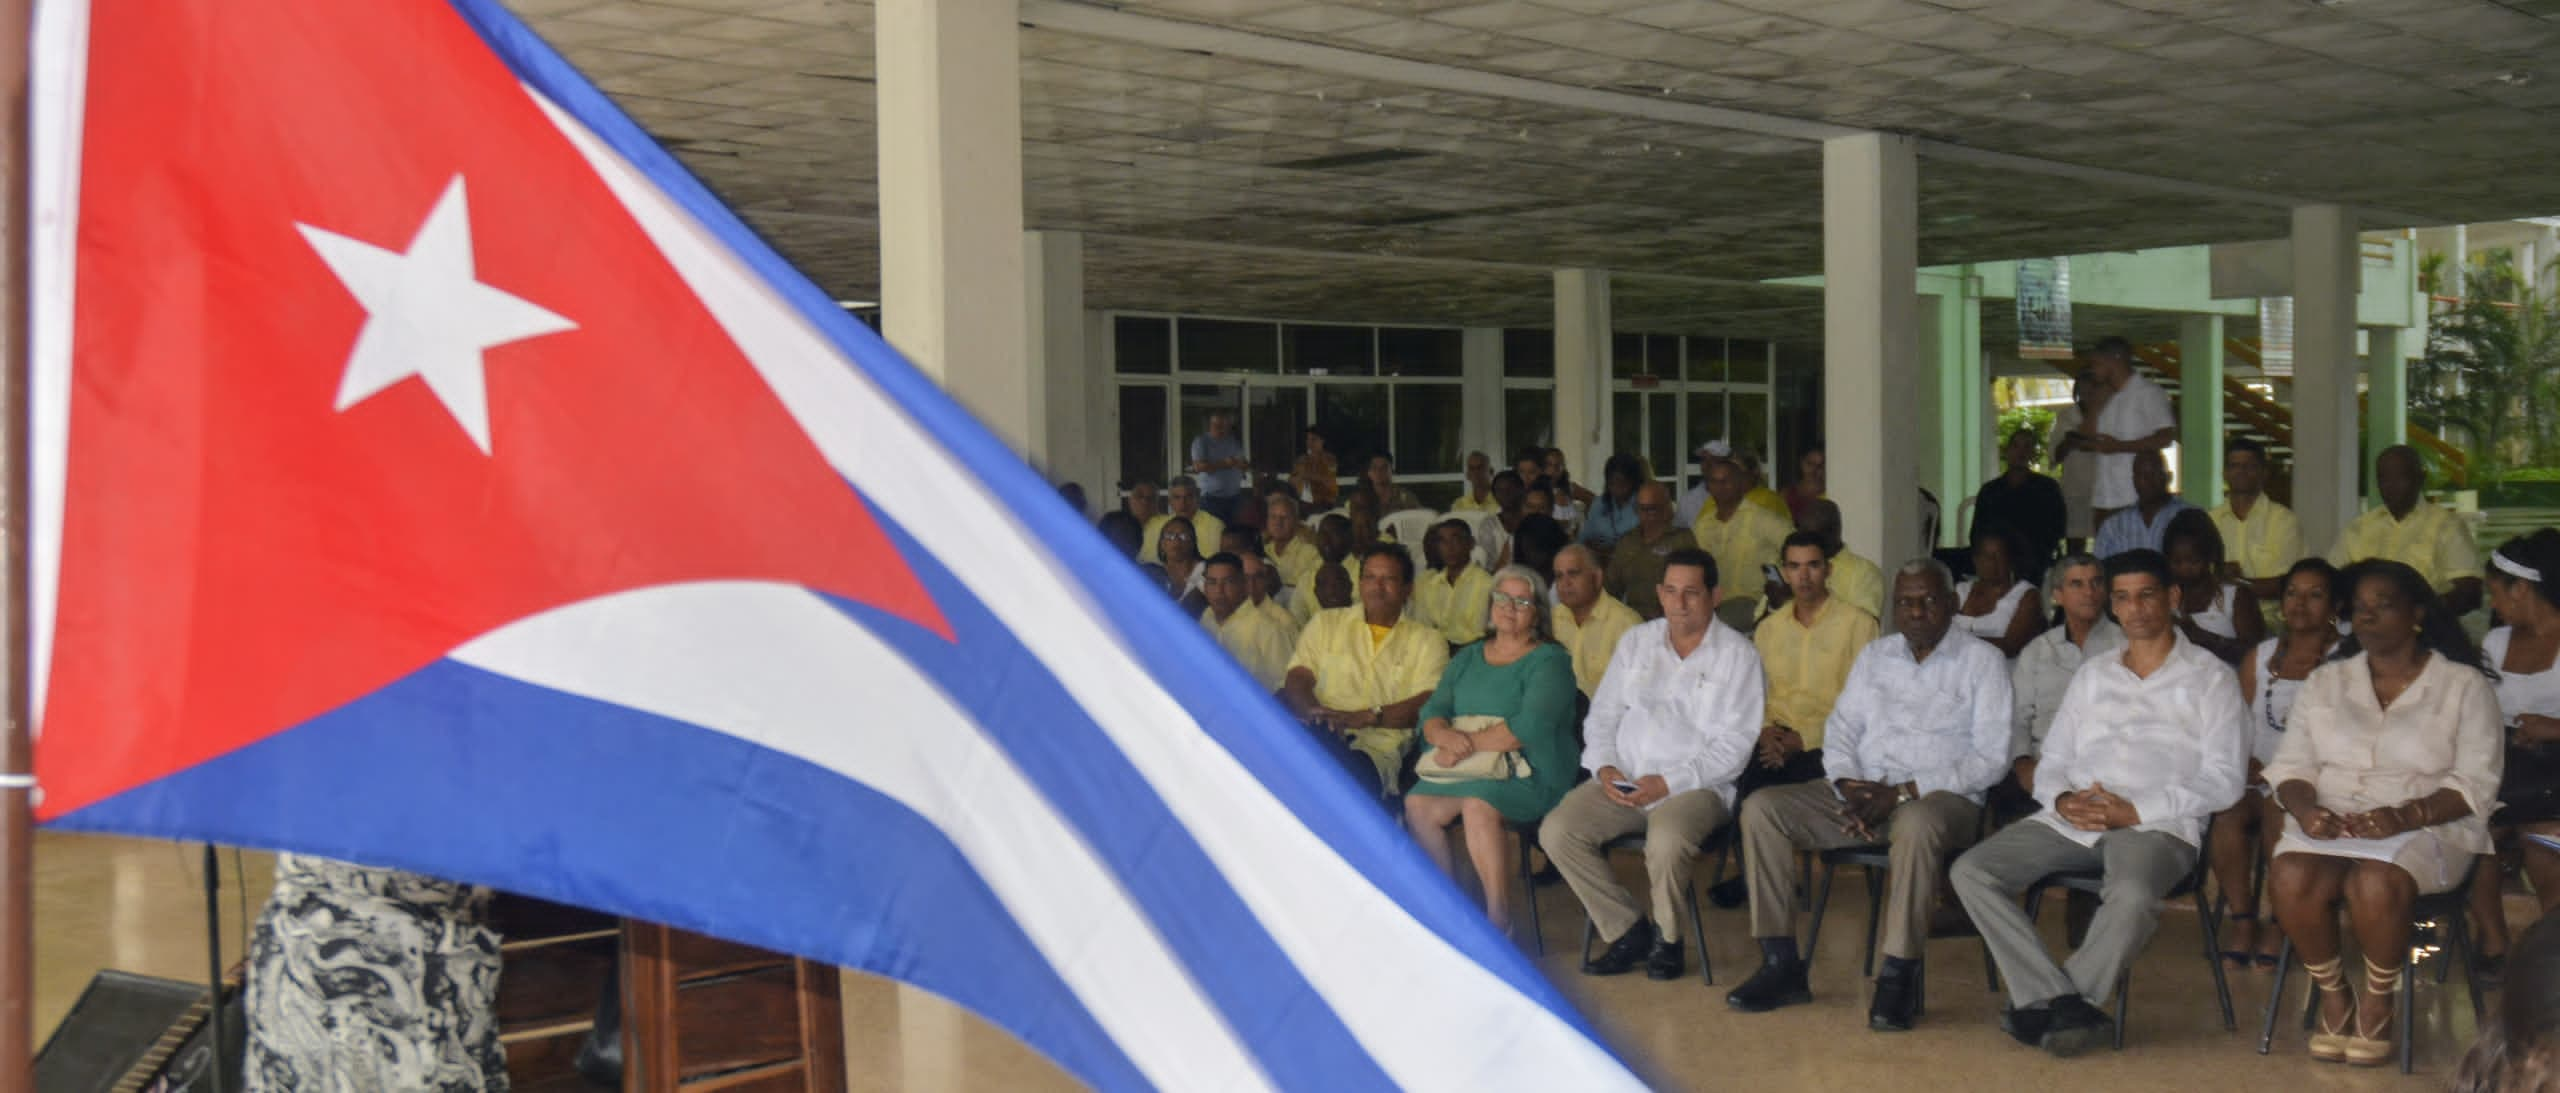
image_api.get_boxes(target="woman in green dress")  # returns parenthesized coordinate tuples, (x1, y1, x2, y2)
(1404, 564, 1582, 935)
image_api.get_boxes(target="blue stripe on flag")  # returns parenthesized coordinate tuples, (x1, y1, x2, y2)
(53, 659, 1152, 1092)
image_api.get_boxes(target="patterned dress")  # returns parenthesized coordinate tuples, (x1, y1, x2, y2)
(244, 855, 508, 1092)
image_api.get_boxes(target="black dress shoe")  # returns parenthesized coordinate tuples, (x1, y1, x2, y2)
(2039, 994, 2116, 1058)
(1706, 876, 1747, 909)
(1645, 939, 1685, 981)
(1582, 919, 1655, 976)
(1868, 966, 1920, 1031)
(1724, 958, 1812, 1012)
(2000, 1004, 2051, 1048)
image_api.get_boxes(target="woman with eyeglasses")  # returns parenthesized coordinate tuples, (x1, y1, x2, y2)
(1404, 565, 1580, 936)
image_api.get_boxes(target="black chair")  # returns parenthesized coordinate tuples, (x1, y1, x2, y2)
(2019, 831, 2237, 1049)
(2255, 873, 2487, 1074)
(1802, 842, 2000, 1014)
(1573, 827, 1733, 985)
(1510, 817, 1546, 956)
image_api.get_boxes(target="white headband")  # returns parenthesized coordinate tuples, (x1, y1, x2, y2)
(2495, 551, 2543, 584)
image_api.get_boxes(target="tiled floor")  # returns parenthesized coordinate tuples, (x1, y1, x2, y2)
(39, 831, 2479, 1090)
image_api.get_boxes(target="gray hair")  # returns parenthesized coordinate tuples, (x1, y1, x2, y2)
(2045, 552, 2103, 599)
(1895, 557, 1957, 599)
(1168, 474, 1200, 492)
(1485, 564, 1555, 643)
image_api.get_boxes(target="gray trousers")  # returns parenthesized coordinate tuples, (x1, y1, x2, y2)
(1540, 781, 1730, 944)
(1950, 820, 2194, 1009)
(1740, 780, 1979, 960)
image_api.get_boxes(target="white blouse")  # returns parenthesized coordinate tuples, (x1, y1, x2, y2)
(2181, 583, 2242, 640)
(2263, 651, 2504, 856)
(2485, 627, 2560, 726)
(1953, 579, 2032, 648)
(2248, 635, 2317, 766)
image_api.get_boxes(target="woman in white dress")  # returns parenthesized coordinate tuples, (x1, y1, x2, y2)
(2212, 558, 2340, 971)
(2476, 529, 2560, 975)
(2165, 508, 2264, 665)
(1952, 526, 2042, 658)
(2265, 560, 2504, 1067)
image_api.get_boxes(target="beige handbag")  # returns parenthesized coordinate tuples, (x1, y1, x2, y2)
(1416, 715, 1533, 784)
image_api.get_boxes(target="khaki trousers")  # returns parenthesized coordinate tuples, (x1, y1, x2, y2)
(1740, 780, 1979, 960)
(1539, 781, 1730, 944)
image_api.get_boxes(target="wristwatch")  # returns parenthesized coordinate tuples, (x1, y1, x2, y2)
(1895, 785, 1917, 805)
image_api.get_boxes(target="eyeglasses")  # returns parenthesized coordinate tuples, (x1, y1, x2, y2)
(1489, 592, 1539, 611)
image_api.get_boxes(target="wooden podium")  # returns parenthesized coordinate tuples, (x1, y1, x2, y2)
(493, 897, 846, 1092)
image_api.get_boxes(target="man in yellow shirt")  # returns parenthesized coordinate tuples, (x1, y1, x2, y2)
(1709, 531, 1880, 908)
(1200, 553, 1295, 693)
(1283, 546, 1449, 797)
(1692, 455, 1792, 630)
(2326, 444, 2483, 614)
(1605, 482, 1698, 619)
(2207, 438, 2303, 612)
(1412, 519, 1494, 646)
(1450, 450, 1499, 513)
(1553, 544, 1642, 699)
(1739, 450, 1792, 519)
(1263, 492, 1323, 598)
(1799, 499, 1884, 622)
(1140, 475, 1225, 566)
(1239, 552, 1300, 637)
(1293, 513, 1357, 626)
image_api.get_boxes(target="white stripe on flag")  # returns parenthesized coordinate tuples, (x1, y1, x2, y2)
(534, 94, 1644, 1091)
(28, 0, 95, 735)
(450, 581, 1274, 1093)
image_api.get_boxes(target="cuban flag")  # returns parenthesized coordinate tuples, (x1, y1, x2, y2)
(28, 1, 1645, 1089)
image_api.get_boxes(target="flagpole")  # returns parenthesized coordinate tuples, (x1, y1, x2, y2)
(0, 0, 37, 1085)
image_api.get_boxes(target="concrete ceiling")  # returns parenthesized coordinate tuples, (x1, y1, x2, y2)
(505, 0, 2560, 338)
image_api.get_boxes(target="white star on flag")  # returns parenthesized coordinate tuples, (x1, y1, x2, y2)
(297, 175, 576, 453)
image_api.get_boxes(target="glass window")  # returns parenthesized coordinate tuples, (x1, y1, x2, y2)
(1646, 335, 1679, 379)
(1686, 390, 1729, 484)
(1284, 324, 1373, 377)
(1118, 384, 1168, 487)
(1612, 391, 1642, 462)
(1317, 383, 1390, 481)
(1504, 387, 1553, 458)
(1686, 336, 1728, 382)
(1727, 338, 1771, 384)
(1117, 316, 1171, 375)
(1644, 393, 1677, 484)
(1392, 384, 1465, 476)
(1729, 391, 1772, 467)
(1503, 328, 1554, 379)
(1612, 332, 1647, 378)
(1244, 385, 1308, 490)
(1178, 318, 1279, 374)
(1378, 327, 1463, 378)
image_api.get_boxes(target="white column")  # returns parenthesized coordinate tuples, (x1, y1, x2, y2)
(2291, 205, 2361, 547)
(1823, 133, 1921, 564)
(2364, 325, 2408, 506)
(1553, 270, 1611, 485)
(1025, 230, 1095, 495)
(2178, 314, 2225, 509)
(877, 0, 1030, 448)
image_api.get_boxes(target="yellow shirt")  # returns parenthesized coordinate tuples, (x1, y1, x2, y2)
(1752, 596, 1879, 749)
(1139, 510, 1225, 565)
(1256, 597, 1299, 640)
(1287, 607, 1450, 785)
(1201, 605, 1296, 693)
(1746, 486, 1790, 519)
(1413, 565, 1494, 646)
(1554, 592, 1642, 698)
(1289, 556, 1362, 626)
(2326, 500, 2481, 594)
(1829, 549, 1886, 622)
(1450, 490, 1498, 514)
(2210, 497, 2304, 582)
(1691, 500, 1792, 602)
(1268, 534, 1322, 590)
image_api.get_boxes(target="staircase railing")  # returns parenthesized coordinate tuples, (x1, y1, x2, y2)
(2136, 341, 2471, 486)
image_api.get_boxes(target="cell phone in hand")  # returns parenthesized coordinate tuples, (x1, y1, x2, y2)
(1609, 780, 1639, 795)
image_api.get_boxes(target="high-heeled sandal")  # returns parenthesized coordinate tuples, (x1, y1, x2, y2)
(2344, 958, 2401, 1068)
(2303, 955, 2355, 1063)
(2219, 911, 2259, 970)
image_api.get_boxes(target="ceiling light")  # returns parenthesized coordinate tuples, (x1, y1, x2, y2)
(2496, 71, 2536, 86)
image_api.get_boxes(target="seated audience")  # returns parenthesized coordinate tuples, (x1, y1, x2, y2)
(1523, 483, 1556, 522)
(2452, 914, 2560, 1093)
(2209, 437, 2303, 622)
(1781, 446, 1827, 527)
(1675, 441, 1721, 528)
(1451, 450, 1499, 513)
(1970, 427, 2068, 586)
(1800, 499, 1884, 622)
(1953, 526, 2045, 658)
(1140, 476, 1226, 566)
(1950, 549, 2249, 1057)
(1362, 453, 1426, 515)
(1406, 566, 1581, 935)
(2216, 557, 2342, 971)
(1552, 545, 1641, 701)
(1156, 516, 1207, 614)
(2164, 508, 2264, 664)
(1096, 510, 1146, 562)
(1292, 426, 1339, 511)
(1508, 514, 1571, 580)
(2264, 560, 2502, 1067)
(1604, 482, 1698, 619)
(1707, 531, 1880, 909)
(1345, 490, 1383, 553)
(1544, 448, 1595, 530)
(1692, 453, 1792, 631)
(2328, 444, 2484, 615)
(2480, 531, 2560, 970)
(1219, 525, 1261, 560)
(1727, 559, 2013, 1030)
(1239, 552, 1297, 636)
(1263, 492, 1322, 600)
(1199, 553, 1295, 692)
(1415, 519, 1494, 646)
(1543, 549, 1763, 981)
(1738, 449, 1791, 519)
(2092, 449, 2193, 560)
(1579, 454, 1648, 552)
(1122, 479, 1161, 522)
(1293, 513, 1357, 626)
(1473, 470, 1528, 572)
(2003, 554, 2122, 818)
(1309, 562, 1354, 614)
(1281, 546, 1449, 799)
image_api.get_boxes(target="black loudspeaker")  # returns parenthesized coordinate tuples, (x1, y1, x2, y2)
(36, 969, 243, 1093)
